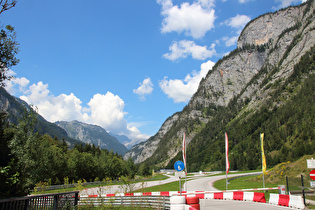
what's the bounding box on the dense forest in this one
[0,109,147,199]
[166,45,315,172]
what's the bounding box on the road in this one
[184,172,262,191]
[184,172,289,210]
[80,172,289,209]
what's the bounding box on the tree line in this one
[0,109,153,199]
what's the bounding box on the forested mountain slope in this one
[125,0,315,171]
[0,87,81,147]
[55,120,128,155]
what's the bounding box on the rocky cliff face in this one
[55,120,128,155]
[124,0,315,165]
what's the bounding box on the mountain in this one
[55,120,128,155]
[0,87,81,147]
[124,0,315,171]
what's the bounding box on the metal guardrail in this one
[79,195,171,209]
[0,191,79,210]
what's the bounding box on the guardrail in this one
[0,191,79,210]
[79,195,170,209]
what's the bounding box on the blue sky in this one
[1,0,306,142]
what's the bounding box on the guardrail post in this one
[53,194,58,210]
[301,175,306,206]
[163,196,166,209]
[24,199,28,210]
[74,192,79,209]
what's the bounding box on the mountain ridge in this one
[55,120,128,155]
[124,0,315,169]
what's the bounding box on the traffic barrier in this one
[223,192,233,200]
[195,191,205,199]
[204,193,214,199]
[233,191,244,201]
[253,192,266,203]
[243,191,254,201]
[170,196,186,210]
[278,194,290,207]
[186,196,200,210]
[188,204,200,210]
[201,191,266,203]
[269,193,305,209]
[289,194,305,209]
[214,192,223,199]
[186,196,199,204]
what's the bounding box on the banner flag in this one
[225,132,230,174]
[261,133,267,174]
[182,132,187,174]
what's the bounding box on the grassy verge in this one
[213,173,315,209]
[31,174,169,195]
[134,180,181,193]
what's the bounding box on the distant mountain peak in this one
[55,120,128,155]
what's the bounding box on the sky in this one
[1,0,307,142]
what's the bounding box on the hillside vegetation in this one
[129,0,315,172]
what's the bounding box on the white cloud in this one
[222,36,239,47]
[273,0,304,9]
[157,0,216,39]
[87,92,128,133]
[133,78,153,100]
[19,82,88,123]
[6,75,150,141]
[221,14,251,47]
[224,14,251,29]
[163,40,217,61]
[159,60,215,103]
[238,0,251,3]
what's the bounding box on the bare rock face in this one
[124,1,315,165]
[124,113,180,163]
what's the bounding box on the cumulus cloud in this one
[159,60,215,103]
[273,0,305,9]
[224,14,251,29]
[221,14,251,47]
[222,36,239,47]
[4,70,30,95]
[6,74,150,141]
[87,92,128,133]
[133,78,154,100]
[157,0,216,39]
[163,40,217,61]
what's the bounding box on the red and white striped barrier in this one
[81,187,277,199]
[203,191,266,203]
[269,194,305,209]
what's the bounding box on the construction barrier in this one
[269,193,305,209]
[170,196,186,210]
[202,191,266,203]
[186,196,200,210]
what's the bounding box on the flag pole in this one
[182,132,187,191]
[225,132,229,191]
[261,133,266,190]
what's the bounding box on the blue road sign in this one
[174,160,185,172]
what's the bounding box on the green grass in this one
[213,174,279,202]
[32,174,170,195]
[134,180,182,193]
[213,174,278,190]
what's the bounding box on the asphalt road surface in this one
[200,199,290,210]
[184,172,262,192]
[184,172,289,210]
[81,172,289,209]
